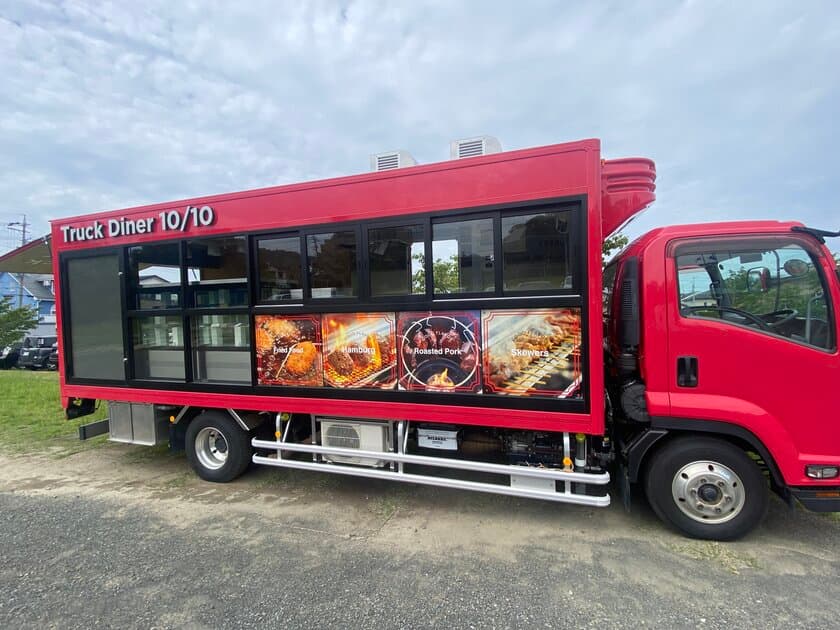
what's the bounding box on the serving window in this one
[131,315,185,381]
[62,196,586,407]
[127,242,182,310]
[368,224,425,297]
[432,217,495,295]
[191,313,251,384]
[256,234,303,303]
[501,209,572,292]
[186,236,248,308]
[307,230,358,298]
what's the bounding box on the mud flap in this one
[617,459,632,511]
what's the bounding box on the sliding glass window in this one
[185,235,251,385]
[256,235,303,303]
[131,315,185,381]
[127,243,181,309]
[432,218,495,294]
[307,231,358,298]
[369,225,425,297]
[501,209,572,292]
[191,313,251,384]
[186,236,248,307]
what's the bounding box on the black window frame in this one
[184,234,250,310]
[58,246,129,385]
[429,211,498,299]
[303,225,363,303]
[59,193,591,414]
[366,216,429,304]
[252,231,306,306]
[499,205,577,296]
[125,241,183,311]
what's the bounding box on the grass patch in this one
[0,370,109,455]
[666,540,759,575]
[123,443,178,463]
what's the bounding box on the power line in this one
[4,214,29,308]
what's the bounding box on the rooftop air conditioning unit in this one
[319,419,390,467]
[450,135,502,159]
[370,150,417,172]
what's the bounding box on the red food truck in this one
[4,137,838,540]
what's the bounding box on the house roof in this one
[21,274,55,301]
[1,272,55,301]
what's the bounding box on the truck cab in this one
[607,221,840,538]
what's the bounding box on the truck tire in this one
[185,411,251,483]
[644,436,768,540]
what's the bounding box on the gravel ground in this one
[0,446,838,629]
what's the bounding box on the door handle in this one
[677,356,698,387]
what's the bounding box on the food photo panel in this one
[255,314,323,386]
[322,312,397,389]
[481,308,582,398]
[397,311,481,393]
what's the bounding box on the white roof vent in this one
[370,150,417,172]
[450,135,502,159]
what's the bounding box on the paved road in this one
[0,445,838,629]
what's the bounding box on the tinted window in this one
[369,225,425,296]
[257,235,302,302]
[186,236,248,307]
[432,218,494,294]
[67,255,124,379]
[127,243,181,309]
[307,231,357,298]
[676,240,835,350]
[502,210,572,291]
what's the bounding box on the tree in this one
[602,233,629,266]
[412,253,460,293]
[0,297,38,347]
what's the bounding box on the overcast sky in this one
[1,1,838,251]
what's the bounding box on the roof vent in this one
[450,135,502,159]
[370,150,417,172]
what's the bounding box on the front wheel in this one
[644,436,769,540]
[185,411,252,483]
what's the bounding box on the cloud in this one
[0,1,838,246]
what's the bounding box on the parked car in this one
[17,336,58,370]
[0,342,23,369]
[47,342,59,370]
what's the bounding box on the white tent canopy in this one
[0,236,52,274]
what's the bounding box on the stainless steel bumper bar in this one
[252,453,611,507]
[251,438,610,485]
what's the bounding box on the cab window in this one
[675,239,835,351]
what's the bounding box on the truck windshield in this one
[676,240,835,351]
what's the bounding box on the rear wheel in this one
[185,411,251,483]
[644,436,768,540]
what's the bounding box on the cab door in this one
[665,234,840,485]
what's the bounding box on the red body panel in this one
[52,139,656,436]
[48,136,840,493]
[626,221,840,486]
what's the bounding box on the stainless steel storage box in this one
[108,402,169,446]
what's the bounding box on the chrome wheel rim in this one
[671,460,745,524]
[195,427,229,470]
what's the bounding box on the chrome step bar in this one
[251,437,611,507]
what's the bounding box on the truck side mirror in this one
[783,258,809,278]
[746,267,771,293]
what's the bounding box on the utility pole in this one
[6,215,29,308]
